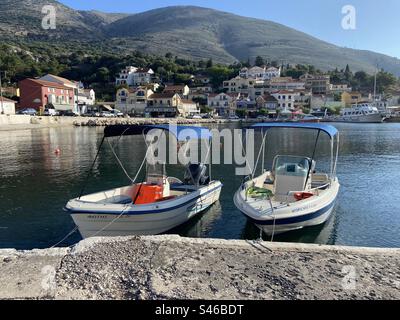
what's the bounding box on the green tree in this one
[255,56,265,67]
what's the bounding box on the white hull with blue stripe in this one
[234,170,340,236]
[66,180,222,238]
[233,123,341,237]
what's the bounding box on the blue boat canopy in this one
[250,123,338,139]
[104,124,212,141]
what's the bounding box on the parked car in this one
[17,108,37,116]
[100,111,116,118]
[110,109,124,117]
[228,115,240,120]
[83,111,100,117]
[190,115,202,119]
[59,110,79,117]
[44,108,58,116]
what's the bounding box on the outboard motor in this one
[184,163,209,186]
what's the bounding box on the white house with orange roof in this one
[116,86,154,115]
[239,66,281,80]
[271,90,300,111]
[207,92,240,117]
[115,66,155,87]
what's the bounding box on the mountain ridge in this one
[0,2,399,75]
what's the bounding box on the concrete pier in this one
[0,235,399,300]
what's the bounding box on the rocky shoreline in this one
[0,235,399,300]
[0,115,254,131]
[72,117,240,127]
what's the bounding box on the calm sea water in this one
[0,123,399,249]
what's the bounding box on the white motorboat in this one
[335,103,384,123]
[234,123,340,236]
[65,125,222,238]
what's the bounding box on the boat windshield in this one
[273,155,311,177]
[146,162,166,185]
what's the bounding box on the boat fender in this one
[294,192,314,201]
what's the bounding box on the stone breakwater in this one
[72,117,238,127]
[0,115,254,131]
[0,235,399,300]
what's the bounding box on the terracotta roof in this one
[0,96,16,103]
[135,68,153,73]
[164,85,187,91]
[181,99,196,104]
[41,74,77,86]
[21,78,71,90]
[262,95,279,102]
[149,92,178,99]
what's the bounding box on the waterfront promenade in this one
[0,235,399,300]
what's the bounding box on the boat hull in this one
[234,179,339,236]
[254,201,335,235]
[67,181,222,238]
[335,113,384,123]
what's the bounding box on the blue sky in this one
[59,0,400,58]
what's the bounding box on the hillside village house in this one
[256,94,279,113]
[77,89,96,113]
[181,99,200,117]
[267,77,306,91]
[223,76,265,98]
[19,78,74,112]
[270,90,302,111]
[236,94,256,114]
[329,84,352,94]
[341,91,362,107]
[146,92,182,117]
[193,75,211,85]
[239,66,281,80]
[207,92,239,117]
[116,87,154,115]
[163,85,190,97]
[188,86,213,100]
[300,74,331,95]
[39,74,79,111]
[0,97,17,115]
[115,66,155,87]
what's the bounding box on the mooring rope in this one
[88,205,131,239]
[50,226,79,249]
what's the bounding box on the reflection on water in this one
[0,123,400,249]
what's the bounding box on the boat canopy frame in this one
[79,124,214,198]
[249,123,340,181]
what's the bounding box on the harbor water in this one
[0,123,400,249]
